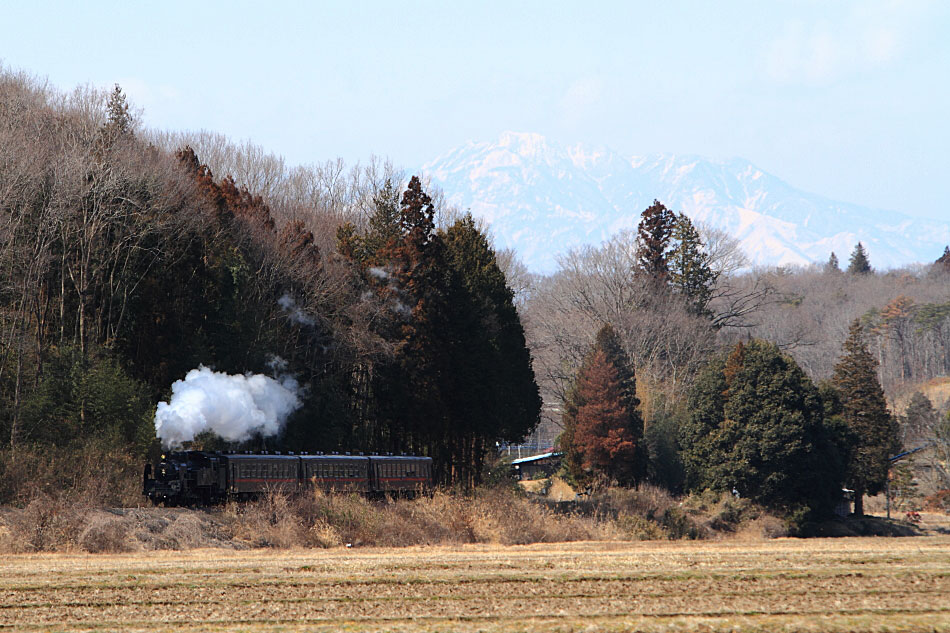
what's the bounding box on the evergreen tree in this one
[847,242,872,275]
[669,213,715,318]
[593,325,640,425]
[593,324,644,479]
[826,252,840,273]
[443,214,541,484]
[21,347,153,452]
[373,176,449,474]
[636,200,676,281]
[103,84,133,138]
[935,246,950,274]
[362,179,403,262]
[561,325,643,485]
[901,391,937,447]
[563,348,639,484]
[680,340,844,512]
[832,320,901,516]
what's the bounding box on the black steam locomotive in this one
[143,451,433,505]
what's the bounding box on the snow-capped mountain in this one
[421,132,949,273]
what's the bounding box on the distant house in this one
[511,452,562,480]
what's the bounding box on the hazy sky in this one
[2,1,948,220]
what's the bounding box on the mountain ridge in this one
[421,132,948,273]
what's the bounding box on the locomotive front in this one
[143,453,185,505]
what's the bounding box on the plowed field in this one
[4,537,950,632]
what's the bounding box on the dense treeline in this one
[0,69,539,492]
[532,202,948,517]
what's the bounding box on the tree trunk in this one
[853,485,865,517]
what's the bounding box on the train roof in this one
[166,450,430,461]
[222,453,301,461]
[368,455,432,461]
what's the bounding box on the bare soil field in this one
[4,536,950,632]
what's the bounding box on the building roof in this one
[511,451,562,465]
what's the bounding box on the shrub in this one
[6,493,88,552]
[79,518,134,553]
[0,441,143,507]
[923,489,950,513]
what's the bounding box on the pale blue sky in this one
[2,1,948,220]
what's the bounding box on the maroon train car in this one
[144,451,433,505]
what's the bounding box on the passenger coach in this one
[143,451,433,505]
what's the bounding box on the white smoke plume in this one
[154,366,301,448]
[368,266,390,280]
[278,293,316,327]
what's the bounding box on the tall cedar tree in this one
[636,200,676,281]
[568,349,639,483]
[443,215,541,458]
[681,340,846,513]
[832,320,901,515]
[562,325,642,484]
[669,213,715,318]
[593,324,644,479]
[371,176,448,471]
[847,242,872,274]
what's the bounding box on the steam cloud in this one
[278,293,316,327]
[154,366,301,448]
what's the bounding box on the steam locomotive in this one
[143,450,433,505]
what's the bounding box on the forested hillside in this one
[2,67,948,519]
[0,69,539,495]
